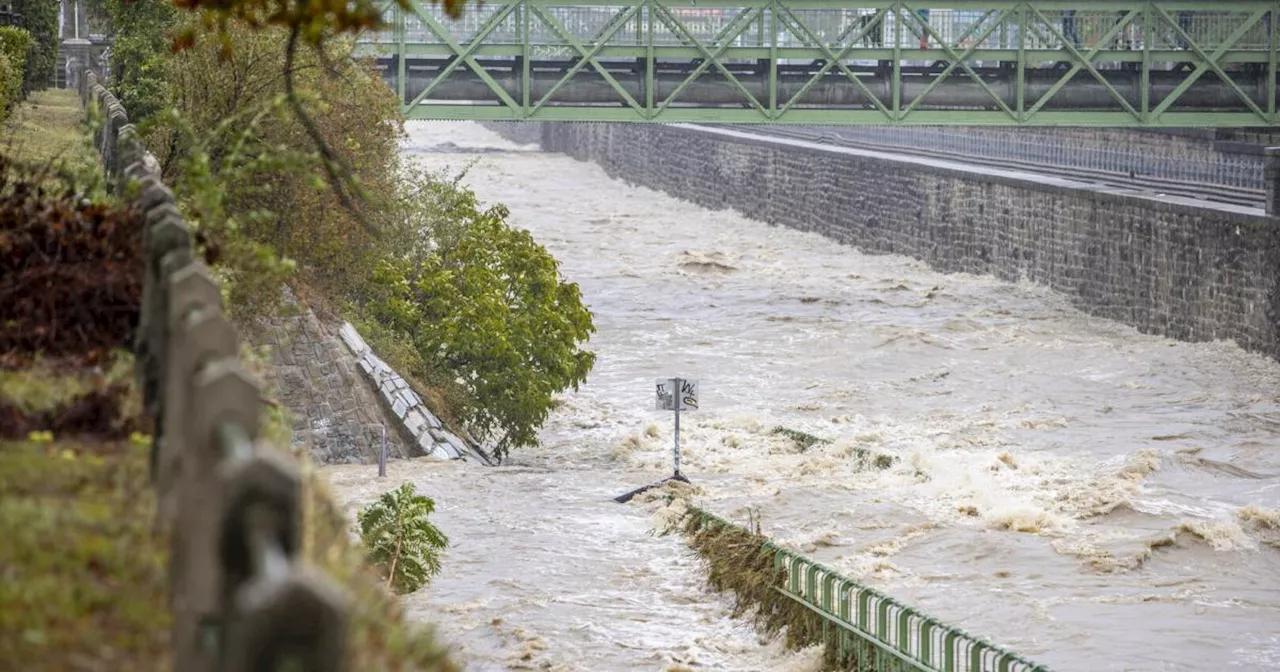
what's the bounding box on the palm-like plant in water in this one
[357,482,449,595]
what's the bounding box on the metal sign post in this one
[615,377,698,503]
[655,377,698,478]
[378,425,387,478]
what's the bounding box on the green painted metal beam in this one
[358,0,1280,126]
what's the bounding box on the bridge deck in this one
[357,1,1280,126]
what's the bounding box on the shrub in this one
[0,52,12,117]
[100,0,177,125]
[143,20,402,322]
[357,482,448,595]
[0,26,30,116]
[11,0,55,93]
[0,155,142,365]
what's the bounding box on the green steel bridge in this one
[354,1,1280,126]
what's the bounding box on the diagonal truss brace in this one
[529,4,645,115]
[1025,6,1142,121]
[652,4,769,116]
[772,6,894,119]
[900,5,1018,120]
[404,0,521,112]
[1150,7,1269,120]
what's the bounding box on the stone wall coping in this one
[671,124,1276,225]
[339,322,492,464]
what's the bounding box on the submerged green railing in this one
[689,508,1051,672]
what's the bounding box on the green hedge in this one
[0,26,31,117]
[12,0,55,92]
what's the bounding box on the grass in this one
[0,363,459,671]
[770,426,897,470]
[678,508,885,671]
[0,87,459,671]
[680,510,824,649]
[1,89,101,179]
[0,365,170,669]
[0,352,136,411]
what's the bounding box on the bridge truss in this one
[356,1,1280,126]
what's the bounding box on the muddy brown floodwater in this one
[323,122,1280,672]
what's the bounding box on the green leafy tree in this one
[100,0,177,125]
[365,173,597,462]
[12,0,56,92]
[137,19,407,320]
[357,482,449,595]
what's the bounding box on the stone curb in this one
[338,322,488,463]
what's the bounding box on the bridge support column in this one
[1266,147,1280,216]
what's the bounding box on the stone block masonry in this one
[337,322,491,464]
[484,122,1280,361]
[255,288,489,464]
[256,288,412,465]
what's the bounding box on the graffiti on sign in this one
[656,378,698,411]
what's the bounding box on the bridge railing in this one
[376,4,1276,54]
[689,507,1051,672]
[354,1,1280,125]
[78,69,349,672]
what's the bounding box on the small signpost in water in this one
[378,425,387,478]
[614,377,697,503]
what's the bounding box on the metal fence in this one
[787,125,1267,193]
[78,69,349,672]
[689,508,1050,672]
[376,5,1276,55]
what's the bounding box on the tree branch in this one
[283,23,379,238]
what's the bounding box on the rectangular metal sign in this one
[656,378,698,411]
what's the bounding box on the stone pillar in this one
[1266,147,1280,216]
[60,38,91,89]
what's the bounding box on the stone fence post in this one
[69,62,350,672]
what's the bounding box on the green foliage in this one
[165,0,469,56]
[1,89,107,200]
[100,0,177,125]
[153,95,301,319]
[0,52,13,118]
[0,27,30,117]
[11,0,56,92]
[0,438,171,667]
[357,482,448,595]
[132,15,595,460]
[363,169,596,461]
[144,20,400,321]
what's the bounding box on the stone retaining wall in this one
[484,121,1280,360]
[255,289,411,464]
[337,323,489,463]
[255,290,485,464]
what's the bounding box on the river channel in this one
[323,121,1280,672]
